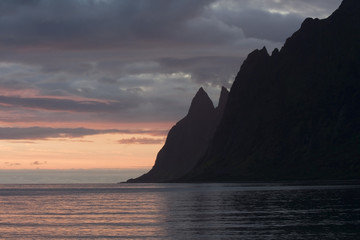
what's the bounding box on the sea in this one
[0,182,359,239]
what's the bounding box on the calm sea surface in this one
[0,183,359,239]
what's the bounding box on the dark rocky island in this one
[127,0,360,183]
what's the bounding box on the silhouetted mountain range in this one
[127,0,360,183]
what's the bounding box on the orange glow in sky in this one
[0,0,339,173]
[1,127,169,170]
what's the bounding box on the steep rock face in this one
[127,87,229,182]
[216,86,230,116]
[184,0,360,181]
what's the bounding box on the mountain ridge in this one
[180,0,360,182]
[127,0,360,183]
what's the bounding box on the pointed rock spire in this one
[217,86,229,111]
[126,87,226,183]
[187,87,215,116]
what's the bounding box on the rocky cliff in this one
[127,87,228,182]
[183,0,360,181]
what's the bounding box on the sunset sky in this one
[0,0,341,170]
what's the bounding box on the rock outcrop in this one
[183,0,360,181]
[127,0,360,183]
[127,87,228,182]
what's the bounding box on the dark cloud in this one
[0,95,137,113]
[118,137,165,145]
[0,127,168,140]
[0,127,118,140]
[0,0,216,50]
[31,161,47,166]
[4,162,21,166]
[0,0,341,51]
[213,8,303,42]
[0,0,342,125]
[158,56,242,87]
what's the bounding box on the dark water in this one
[0,183,359,239]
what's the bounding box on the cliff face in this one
[127,87,228,183]
[184,0,360,181]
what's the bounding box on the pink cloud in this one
[118,137,165,145]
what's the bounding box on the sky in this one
[0,0,342,170]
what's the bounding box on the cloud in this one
[0,127,117,140]
[214,0,342,18]
[118,137,165,145]
[211,8,303,42]
[31,161,47,166]
[4,162,21,166]
[0,0,340,51]
[0,95,137,113]
[0,127,168,140]
[0,0,342,126]
[0,0,217,51]
[158,56,242,87]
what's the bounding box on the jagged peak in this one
[187,87,215,116]
[239,46,270,74]
[300,17,320,28]
[260,46,268,53]
[217,86,229,110]
[197,87,206,95]
[247,46,269,62]
[280,0,359,56]
[271,48,280,57]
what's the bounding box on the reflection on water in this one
[0,183,359,239]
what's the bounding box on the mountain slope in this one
[183,0,360,181]
[127,87,228,183]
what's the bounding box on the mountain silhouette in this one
[126,0,359,183]
[181,0,360,181]
[127,87,228,183]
